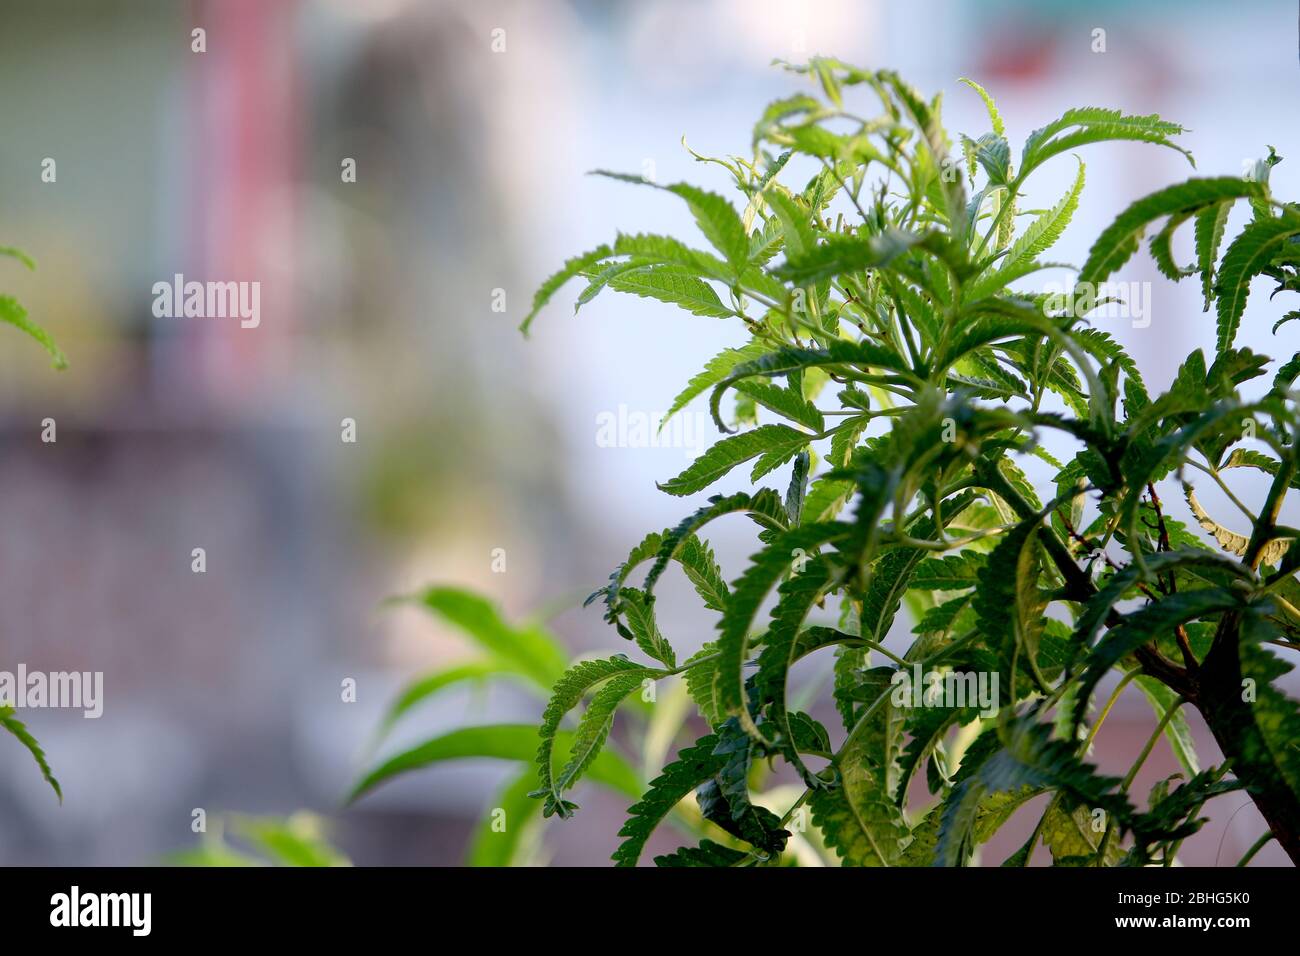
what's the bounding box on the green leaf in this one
[1214,210,1300,354]
[371,660,519,748]
[552,672,650,801]
[752,560,838,784]
[612,232,733,279]
[612,733,726,867]
[762,186,817,261]
[519,244,613,334]
[657,425,812,497]
[802,475,855,524]
[412,587,567,689]
[1194,201,1232,310]
[937,718,1132,866]
[533,656,664,817]
[468,768,545,867]
[642,490,786,607]
[683,642,724,726]
[347,723,640,804]
[1135,676,1199,777]
[591,173,749,269]
[0,705,61,801]
[669,534,731,613]
[775,228,922,285]
[1041,803,1119,866]
[735,380,825,431]
[233,815,350,867]
[698,719,791,855]
[1073,589,1243,734]
[752,93,825,147]
[619,588,677,667]
[1236,638,1300,806]
[1020,106,1189,180]
[655,838,749,867]
[606,264,735,318]
[0,295,67,370]
[960,78,1005,137]
[911,552,986,591]
[0,245,37,270]
[974,517,1049,694]
[716,523,852,736]
[1078,178,1260,288]
[811,669,908,865]
[708,341,910,432]
[661,340,771,433]
[970,159,1084,301]
[1066,549,1252,670]
[970,133,1011,186]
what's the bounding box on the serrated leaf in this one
[520,244,614,334]
[0,295,67,370]
[613,733,726,866]
[348,723,639,805]
[1021,106,1189,180]
[1078,178,1260,288]
[708,341,910,432]
[911,552,987,591]
[552,671,650,799]
[683,643,724,725]
[735,380,825,431]
[607,264,734,317]
[658,425,812,497]
[972,159,1084,301]
[974,517,1049,694]
[775,228,923,285]
[1134,675,1199,777]
[534,657,664,817]
[0,705,61,801]
[591,172,749,269]
[642,490,785,607]
[1073,589,1242,734]
[716,523,853,736]
[960,77,1005,137]
[936,718,1132,866]
[654,838,748,867]
[812,668,908,865]
[619,588,676,667]
[1194,201,1232,311]
[1214,210,1300,354]
[752,560,838,784]
[661,340,771,433]
[1041,803,1119,866]
[1184,483,1290,565]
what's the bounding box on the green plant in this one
[1,245,65,803]
[353,587,805,864]
[502,58,1300,867]
[1,246,67,370]
[348,588,654,865]
[169,812,350,867]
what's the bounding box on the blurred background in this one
[0,0,1296,866]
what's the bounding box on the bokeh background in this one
[0,0,1296,865]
